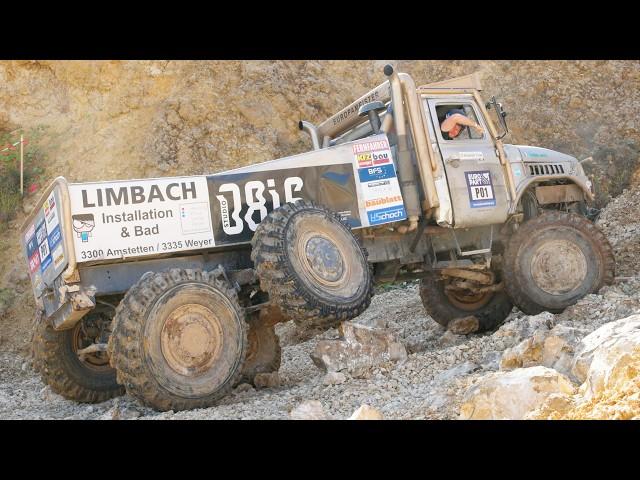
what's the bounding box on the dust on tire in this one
[503,211,615,315]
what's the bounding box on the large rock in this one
[523,393,578,420]
[310,322,407,374]
[571,314,640,384]
[500,330,548,371]
[527,315,640,419]
[575,315,640,400]
[500,324,588,378]
[459,366,577,420]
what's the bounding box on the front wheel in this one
[503,211,615,315]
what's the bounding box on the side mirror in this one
[486,96,509,140]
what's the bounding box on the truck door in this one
[425,97,510,228]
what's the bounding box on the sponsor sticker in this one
[52,244,65,270]
[36,219,48,245]
[179,202,211,235]
[210,164,360,245]
[358,164,396,183]
[465,171,496,208]
[459,151,485,162]
[28,250,41,274]
[47,224,62,250]
[69,177,215,261]
[39,238,52,272]
[368,205,407,225]
[352,138,390,155]
[353,140,406,226]
[43,191,60,232]
[25,230,39,257]
[524,150,547,158]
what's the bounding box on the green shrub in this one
[0,127,45,224]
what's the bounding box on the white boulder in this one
[571,314,640,384]
[459,366,576,420]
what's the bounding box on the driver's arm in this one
[441,114,483,133]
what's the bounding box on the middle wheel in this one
[251,200,373,332]
[419,272,513,332]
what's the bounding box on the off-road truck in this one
[21,65,614,411]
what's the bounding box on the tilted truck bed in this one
[20,134,407,323]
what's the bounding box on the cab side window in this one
[436,104,484,141]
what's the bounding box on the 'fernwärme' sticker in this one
[465,171,496,208]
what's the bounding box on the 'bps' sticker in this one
[465,171,496,208]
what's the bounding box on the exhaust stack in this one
[384,64,421,228]
[299,120,321,150]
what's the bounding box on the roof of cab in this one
[418,72,483,92]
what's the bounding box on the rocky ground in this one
[1,187,639,420]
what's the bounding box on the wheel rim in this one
[290,214,363,299]
[160,304,223,377]
[301,233,346,285]
[530,239,588,295]
[72,314,111,372]
[445,289,493,311]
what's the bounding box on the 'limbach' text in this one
[82,182,197,208]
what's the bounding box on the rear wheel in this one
[108,269,248,411]
[503,211,615,314]
[251,200,373,332]
[32,308,124,403]
[419,273,513,332]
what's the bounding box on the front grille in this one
[528,163,565,176]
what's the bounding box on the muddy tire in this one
[419,273,513,332]
[503,211,615,315]
[108,268,247,412]
[238,316,281,385]
[32,309,124,403]
[251,200,373,332]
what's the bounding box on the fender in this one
[509,174,594,214]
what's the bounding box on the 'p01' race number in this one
[465,171,496,208]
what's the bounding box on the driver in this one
[440,108,484,140]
